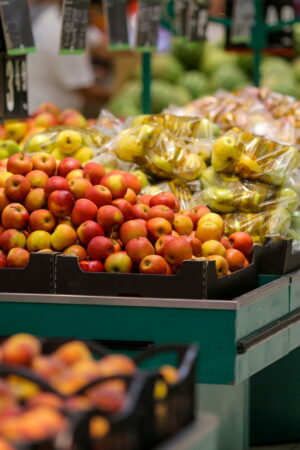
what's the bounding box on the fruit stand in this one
[0,270,298,449]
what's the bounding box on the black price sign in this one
[103,0,129,50]
[186,0,209,42]
[0,0,35,55]
[230,0,255,45]
[265,0,295,53]
[175,0,189,36]
[135,0,161,51]
[0,54,28,119]
[60,0,90,54]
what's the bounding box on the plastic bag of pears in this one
[104,114,218,181]
[223,207,292,242]
[197,166,299,214]
[23,126,107,163]
[211,128,299,186]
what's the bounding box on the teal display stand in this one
[0,273,298,449]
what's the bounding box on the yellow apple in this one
[27,230,51,252]
[73,146,94,163]
[56,130,83,155]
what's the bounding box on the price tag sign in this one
[231,0,255,45]
[0,53,28,119]
[135,0,161,51]
[60,0,90,54]
[0,0,35,55]
[265,0,295,53]
[103,0,130,50]
[175,0,189,36]
[186,0,209,42]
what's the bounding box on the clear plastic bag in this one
[23,126,107,162]
[223,207,292,241]
[212,128,299,186]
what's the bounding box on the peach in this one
[52,340,92,366]
[1,333,41,366]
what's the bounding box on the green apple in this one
[132,169,149,188]
[0,139,20,156]
[0,148,9,160]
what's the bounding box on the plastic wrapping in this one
[212,128,299,186]
[223,207,292,241]
[23,126,107,162]
[198,166,299,213]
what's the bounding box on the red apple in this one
[48,190,74,218]
[225,248,247,272]
[87,236,115,260]
[180,210,198,228]
[0,229,26,252]
[112,199,133,221]
[228,232,253,257]
[196,222,222,243]
[69,177,92,200]
[110,171,141,194]
[124,188,137,205]
[29,209,56,232]
[155,235,176,256]
[7,153,33,175]
[2,203,29,229]
[0,249,7,267]
[125,237,154,264]
[119,219,147,246]
[132,203,150,221]
[149,192,177,210]
[138,194,152,206]
[104,251,133,273]
[80,260,104,272]
[7,248,30,268]
[71,199,97,226]
[192,205,211,223]
[148,205,175,224]
[83,162,105,185]
[5,174,30,201]
[85,185,112,208]
[221,237,231,249]
[101,173,128,199]
[66,169,84,182]
[163,238,193,266]
[33,112,58,128]
[139,255,168,274]
[25,170,49,189]
[181,235,202,257]
[146,217,172,242]
[24,188,46,212]
[58,157,82,178]
[31,153,56,176]
[45,176,71,196]
[63,244,87,261]
[97,205,124,231]
[77,220,104,246]
[0,188,9,214]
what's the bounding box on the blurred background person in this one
[27,0,112,115]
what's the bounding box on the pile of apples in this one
[0,103,92,153]
[0,333,179,448]
[0,151,253,276]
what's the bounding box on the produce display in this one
[0,334,192,449]
[0,150,255,277]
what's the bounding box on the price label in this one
[135,0,161,51]
[60,0,90,54]
[186,0,209,42]
[175,0,189,36]
[231,0,255,45]
[0,0,35,55]
[265,0,295,53]
[0,53,28,119]
[103,0,129,50]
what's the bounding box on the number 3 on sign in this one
[5,59,14,112]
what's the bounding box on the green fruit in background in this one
[201,44,237,75]
[152,54,184,83]
[236,53,253,76]
[261,57,291,78]
[0,148,9,160]
[210,64,249,92]
[151,80,192,113]
[278,188,299,212]
[293,57,300,82]
[291,210,300,232]
[0,139,20,156]
[172,37,204,70]
[268,207,291,236]
[178,71,210,99]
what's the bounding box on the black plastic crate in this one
[0,252,54,294]
[54,254,258,300]
[253,237,300,275]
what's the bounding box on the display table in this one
[0,274,299,449]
